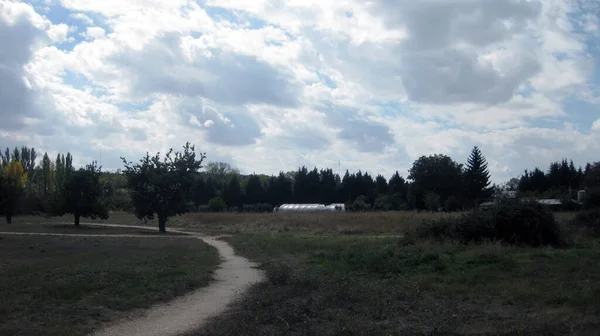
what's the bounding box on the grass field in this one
[187,212,600,336]
[0,232,220,336]
[4,211,598,335]
[174,211,459,235]
[0,222,188,235]
[9,211,458,235]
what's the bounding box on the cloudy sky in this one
[1,0,599,183]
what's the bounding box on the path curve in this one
[2,222,265,336]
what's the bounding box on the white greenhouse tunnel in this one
[273,203,346,213]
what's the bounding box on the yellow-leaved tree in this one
[0,161,28,223]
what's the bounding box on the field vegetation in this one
[0,231,219,336]
[187,207,600,336]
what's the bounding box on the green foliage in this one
[416,198,566,247]
[423,191,441,211]
[583,188,600,210]
[223,175,242,209]
[242,203,273,213]
[121,142,205,231]
[443,196,461,212]
[346,195,371,212]
[244,174,265,205]
[374,194,395,211]
[57,161,109,225]
[464,146,493,205]
[207,197,227,212]
[408,154,464,210]
[572,210,600,236]
[0,160,28,223]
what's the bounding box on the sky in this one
[0,0,599,184]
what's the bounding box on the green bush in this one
[242,203,273,213]
[416,198,566,247]
[207,197,227,212]
[572,210,600,236]
[583,188,600,210]
[346,195,371,212]
[374,195,395,211]
[443,196,461,212]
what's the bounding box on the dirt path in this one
[1,223,265,336]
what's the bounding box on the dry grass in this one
[189,211,600,336]
[0,227,219,336]
[174,211,459,235]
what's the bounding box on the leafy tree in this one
[0,161,28,223]
[423,191,441,211]
[502,178,520,191]
[121,142,205,232]
[408,154,464,210]
[59,162,109,226]
[204,161,239,187]
[464,146,493,207]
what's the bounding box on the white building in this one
[273,203,346,213]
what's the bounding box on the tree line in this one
[1,142,599,232]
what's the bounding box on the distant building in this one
[273,203,346,213]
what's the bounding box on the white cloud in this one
[83,26,105,40]
[69,12,93,25]
[0,0,599,183]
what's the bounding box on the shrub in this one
[416,198,566,247]
[583,188,600,210]
[443,196,461,212]
[346,195,371,212]
[423,192,441,211]
[374,195,395,211]
[572,210,600,236]
[242,203,273,213]
[207,197,227,212]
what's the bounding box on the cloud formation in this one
[0,0,599,183]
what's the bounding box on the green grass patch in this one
[0,222,187,235]
[193,231,600,335]
[0,234,220,336]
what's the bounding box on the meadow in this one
[2,210,599,335]
[0,221,219,336]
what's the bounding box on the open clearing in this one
[186,212,600,336]
[3,211,599,335]
[0,228,220,336]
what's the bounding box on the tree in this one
[60,162,108,226]
[464,146,493,207]
[245,174,265,205]
[375,174,388,197]
[408,154,464,210]
[266,172,293,205]
[204,161,239,187]
[584,162,600,189]
[503,177,520,191]
[0,161,28,223]
[223,175,242,210]
[121,142,206,232]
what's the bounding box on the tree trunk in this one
[158,215,167,233]
[74,214,80,226]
